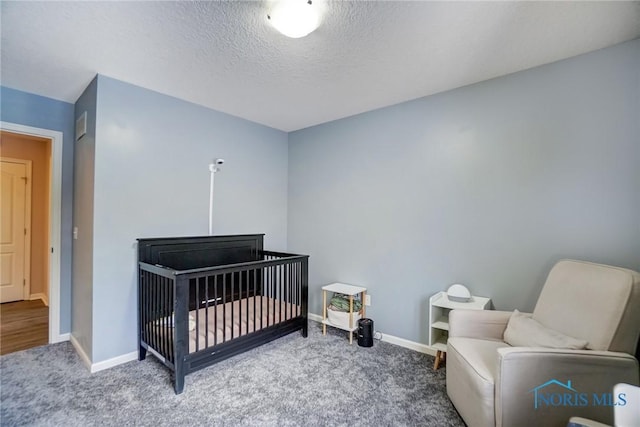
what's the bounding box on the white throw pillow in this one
[503,310,588,349]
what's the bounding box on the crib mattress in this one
[151,296,299,354]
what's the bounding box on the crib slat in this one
[271,264,276,327]
[214,274,218,346]
[231,272,235,339]
[260,267,264,331]
[245,271,249,335]
[165,276,169,359]
[194,278,200,352]
[162,276,168,359]
[150,273,155,353]
[287,262,291,320]
[222,274,227,343]
[204,275,209,349]
[159,275,164,357]
[160,275,165,359]
[280,263,284,323]
[167,277,172,357]
[169,278,174,363]
[153,273,159,356]
[150,273,155,351]
[149,272,154,354]
[298,261,301,314]
[253,268,257,333]
[295,261,299,316]
[295,262,298,316]
[167,277,173,359]
[279,264,283,324]
[159,275,163,357]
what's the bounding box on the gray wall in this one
[288,39,640,345]
[88,75,288,362]
[72,77,98,357]
[1,86,75,335]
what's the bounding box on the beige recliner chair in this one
[446,259,640,427]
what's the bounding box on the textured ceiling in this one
[2,1,639,132]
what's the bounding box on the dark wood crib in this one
[137,234,308,394]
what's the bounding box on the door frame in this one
[0,157,33,301]
[0,122,64,344]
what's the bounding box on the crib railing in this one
[139,263,176,364]
[138,251,308,368]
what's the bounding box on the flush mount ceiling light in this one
[267,0,321,38]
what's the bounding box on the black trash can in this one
[357,318,374,347]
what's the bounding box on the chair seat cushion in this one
[448,337,510,383]
[447,338,511,427]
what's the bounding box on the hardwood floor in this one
[0,300,49,355]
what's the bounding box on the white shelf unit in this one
[322,282,367,344]
[428,291,491,369]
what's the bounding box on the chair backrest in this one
[532,259,640,353]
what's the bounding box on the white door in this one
[0,160,28,303]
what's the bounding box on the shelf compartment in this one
[432,337,448,352]
[431,316,449,331]
[322,319,358,332]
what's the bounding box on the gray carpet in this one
[1,322,464,426]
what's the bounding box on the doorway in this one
[0,130,53,353]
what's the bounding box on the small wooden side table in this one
[322,282,366,344]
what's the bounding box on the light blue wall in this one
[89,75,289,362]
[288,39,640,344]
[0,86,74,335]
[72,77,98,358]
[7,38,638,361]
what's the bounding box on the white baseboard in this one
[308,312,437,356]
[308,312,323,323]
[380,332,436,356]
[30,293,49,306]
[51,332,70,344]
[90,351,138,373]
[69,314,434,375]
[70,334,138,373]
[70,334,92,372]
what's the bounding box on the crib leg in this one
[139,345,147,361]
[302,321,308,338]
[174,371,185,395]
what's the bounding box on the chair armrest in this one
[495,348,639,427]
[568,417,611,427]
[498,346,640,362]
[449,309,514,340]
